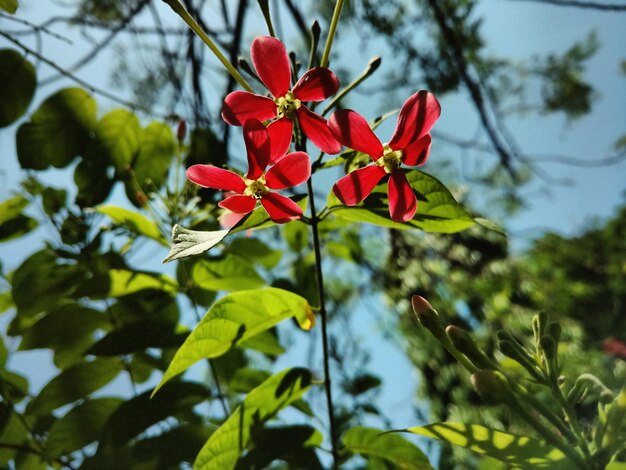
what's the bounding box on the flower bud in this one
[470,370,511,405]
[540,335,557,361]
[547,321,561,344]
[177,119,187,143]
[446,325,493,369]
[411,295,446,341]
[532,312,548,344]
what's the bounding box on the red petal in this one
[297,107,341,155]
[403,134,432,166]
[388,91,441,150]
[388,171,417,222]
[186,165,245,193]
[261,192,303,223]
[293,67,340,102]
[222,91,276,126]
[251,36,291,98]
[219,211,247,229]
[332,165,385,206]
[218,194,256,214]
[265,151,311,190]
[329,109,384,159]
[267,118,293,164]
[243,119,271,180]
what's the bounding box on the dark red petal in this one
[186,165,246,193]
[243,119,272,180]
[403,134,432,166]
[218,194,256,214]
[297,107,342,155]
[251,36,291,98]
[329,109,384,159]
[261,192,303,223]
[265,151,311,190]
[292,67,340,102]
[222,91,276,126]
[267,118,293,164]
[388,171,417,222]
[388,90,441,150]
[332,165,385,206]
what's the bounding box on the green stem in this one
[295,128,339,470]
[551,382,592,458]
[257,0,276,37]
[162,0,253,92]
[320,0,345,68]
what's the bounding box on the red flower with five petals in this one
[329,91,441,222]
[222,36,341,158]
[186,119,311,224]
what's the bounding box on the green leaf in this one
[108,269,178,297]
[0,49,35,127]
[238,329,285,355]
[133,424,212,468]
[153,288,314,395]
[0,214,37,242]
[194,368,312,470]
[343,426,432,469]
[97,204,167,244]
[606,464,626,470]
[227,237,282,269]
[0,195,28,223]
[228,368,271,393]
[41,187,67,216]
[163,225,230,263]
[0,0,18,14]
[230,196,309,235]
[0,291,13,314]
[403,422,570,468]
[283,220,309,252]
[344,374,382,396]
[87,320,186,356]
[74,146,114,207]
[101,381,209,448]
[17,88,96,170]
[26,358,124,416]
[96,109,142,170]
[192,255,265,291]
[328,170,477,233]
[235,425,323,470]
[44,398,122,458]
[125,121,175,204]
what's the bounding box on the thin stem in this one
[257,0,276,36]
[295,129,338,469]
[320,0,345,68]
[551,382,592,458]
[321,56,381,116]
[162,0,253,92]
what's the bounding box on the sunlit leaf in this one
[153,288,313,395]
[108,269,178,297]
[96,109,142,170]
[402,422,571,468]
[26,358,124,416]
[194,368,312,470]
[0,49,35,127]
[328,170,480,233]
[101,381,209,448]
[192,255,265,291]
[163,225,230,263]
[97,204,167,244]
[228,368,271,393]
[238,329,285,355]
[343,426,432,469]
[17,88,96,170]
[44,398,122,458]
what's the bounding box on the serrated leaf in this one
[153,288,313,395]
[17,88,96,170]
[96,109,142,170]
[328,170,477,233]
[0,0,17,13]
[101,381,209,448]
[0,49,35,126]
[108,269,178,297]
[403,422,570,468]
[194,368,312,470]
[26,358,124,416]
[192,255,265,291]
[343,426,432,470]
[97,204,167,244]
[44,398,122,458]
[163,225,230,263]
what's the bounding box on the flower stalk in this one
[321,0,345,68]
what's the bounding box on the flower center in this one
[377,144,404,173]
[243,177,268,199]
[275,91,301,119]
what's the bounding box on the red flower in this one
[222,36,341,157]
[186,119,310,224]
[329,91,441,222]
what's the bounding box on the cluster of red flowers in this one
[186,36,441,225]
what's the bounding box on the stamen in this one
[243,178,268,199]
[377,144,404,173]
[275,91,302,119]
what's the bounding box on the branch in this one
[506,0,626,11]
